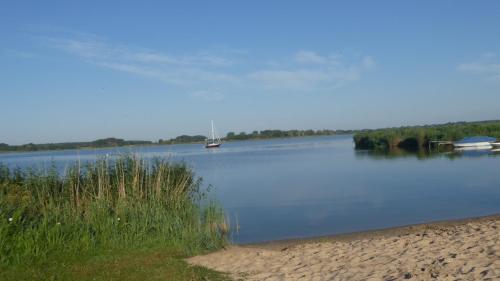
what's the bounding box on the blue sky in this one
[1,1,500,144]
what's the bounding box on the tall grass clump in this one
[0,156,228,267]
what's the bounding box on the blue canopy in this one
[455,136,496,144]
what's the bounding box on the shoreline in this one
[0,134,352,155]
[245,213,500,250]
[189,214,500,280]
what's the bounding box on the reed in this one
[0,155,228,267]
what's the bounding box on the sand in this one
[188,215,500,280]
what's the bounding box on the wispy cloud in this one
[362,56,376,69]
[458,53,500,81]
[38,32,375,96]
[248,51,375,91]
[247,69,355,91]
[190,90,224,102]
[294,50,330,64]
[46,37,232,67]
[42,35,239,87]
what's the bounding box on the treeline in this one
[2,129,354,152]
[0,138,152,152]
[224,129,355,141]
[159,129,355,144]
[353,120,500,150]
[159,135,206,144]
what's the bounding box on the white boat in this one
[205,120,221,149]
[491,142,500,147]
[454,145,492,151]
[453,136,496,148]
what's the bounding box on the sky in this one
[1,1,500,145]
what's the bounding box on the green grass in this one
[0,156,231,280]
[1,247,230,281]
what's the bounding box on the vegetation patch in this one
[353,120,500,150]
[0,156,229,280]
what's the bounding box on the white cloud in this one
[128,51,232,67]
[482,52,497,59]
[248,51,374,91]
[41,34,375,95]
[92,61,176,82]
[43,36,239,87]
[93,61,237,86]
[191,90,224,101]
[47,37,231,67]
[247,69,356,91]
[458,53,500,81]
[362,56,376,69]
[458,62,500,73]
[294,51,328,64]
[48,38,109,58]
[130,52,181,64]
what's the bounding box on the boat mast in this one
[211,120,215,141]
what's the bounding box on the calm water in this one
[1,135,500,243]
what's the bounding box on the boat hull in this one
[205,143,221,148]
[453,141,493,148]
[455,145,492,151]
[491,142,500,147]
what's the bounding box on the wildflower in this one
[117,217,121,221]
[57,222,61,225]
[8,217,13,222]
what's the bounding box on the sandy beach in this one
[188,215,500,280]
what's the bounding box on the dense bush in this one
[353,120,500,150]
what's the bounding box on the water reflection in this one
[355,147,500,160]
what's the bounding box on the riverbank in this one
[189,214,500,280]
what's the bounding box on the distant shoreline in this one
[0,134,351,155]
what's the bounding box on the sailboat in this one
[205,120,222,148]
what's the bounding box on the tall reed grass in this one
[0,155,228,266]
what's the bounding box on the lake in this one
[1,135,500,243]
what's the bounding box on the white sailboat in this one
[205,120,221,148]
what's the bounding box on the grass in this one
[0,155,231,280]
[2,247,231,281]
